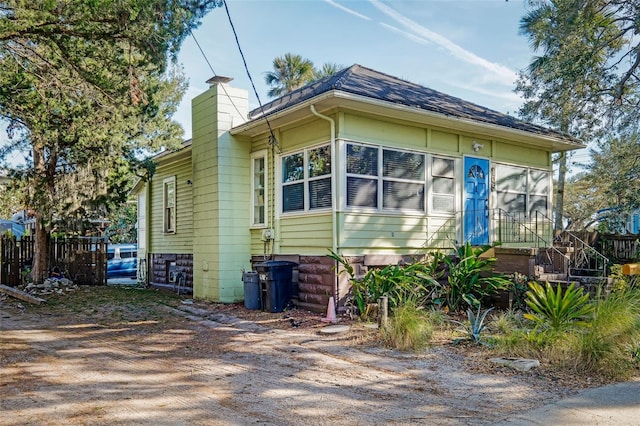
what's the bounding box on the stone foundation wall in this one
[149,253,193,289]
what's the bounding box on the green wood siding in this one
[429,129,459,153]
[149,154,193,254]
[192,84,250,303]
[493,141,550,167]
[280,117,330,151]
[342,113,427,149]
[337,213,429,254]
[245,105,554,260]
[278,214,333,254]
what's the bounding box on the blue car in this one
[107,244,137,278]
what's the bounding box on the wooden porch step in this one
[537,273,568,282]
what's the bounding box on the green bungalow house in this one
[133,65,584,312]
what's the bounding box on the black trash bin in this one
[242,271,260,310]
[254,260,297,313]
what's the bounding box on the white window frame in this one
[493,163,552,219]
[280,143,332,215]
[429,155,457,215]
[162,176,176,234]
[344,142,427,214]
[251,150,268,228]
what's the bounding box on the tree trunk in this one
[31,141,52,283]
[33,214,50,283]
[554,151,567,230]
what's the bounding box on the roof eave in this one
[231,91,584,152]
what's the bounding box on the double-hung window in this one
[346,143,425,212]
[251,151,267,227]
[163,176,176,233]
[282,144,331,213]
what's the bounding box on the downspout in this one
[310,105,339,307]
[310,105,337,254]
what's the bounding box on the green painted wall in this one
[278,214,333,254]
[338,213,428,254]
[342,113,427,149]
[246,106,555,259]
[192,83,250,302]
[493,141,550,167]
[148,153,193,254]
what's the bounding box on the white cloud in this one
[369,0,517,86]
[324,0,372,21]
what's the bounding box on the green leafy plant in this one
[490,309,527,335]
[382,301,433,351]
[440,242,511,312]
[328,250,439,320]
[509,272,530,311]
[524,281,594,331]
[453,306,494,345]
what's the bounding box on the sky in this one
[0,0,593,169]
[175,0,531,138]
[174,0,591,169]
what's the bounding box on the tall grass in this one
[565,289,640,379]
[494,288,640,380]
[382,301,433,351]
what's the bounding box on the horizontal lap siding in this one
[343,114,427,149]
[338,213,428,254]
[279,214,332,254]
[149,156,193,254]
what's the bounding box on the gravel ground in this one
[0,286,615,425]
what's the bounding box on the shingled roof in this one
[248,64,579,145]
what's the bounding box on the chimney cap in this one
[206,75,233,86]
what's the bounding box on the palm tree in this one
[313,62,345,80]
[264,53,315,98]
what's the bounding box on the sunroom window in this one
[282,145,331,213]
[382,149,425,211]
[346,143,425,212]
[496,164,527,217]
[431,157,455,213]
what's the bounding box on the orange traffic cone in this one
[321,296,338,323]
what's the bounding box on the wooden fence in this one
[599,234,639,263]
[0,236,107,287]
[554,231,639,263]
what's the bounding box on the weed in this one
[382,301,433,351]
[490,309,526,335]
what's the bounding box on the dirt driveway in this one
[1,286,585,425]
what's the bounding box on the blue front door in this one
[464,157,489,245]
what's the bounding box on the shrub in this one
[382,301,433,351]
[524,281,594,331]
[439,242,511,312]
[509,272,529,311]
[328,250,439,320]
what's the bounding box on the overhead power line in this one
[222,0,280,151]
[188,28,246,121]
